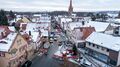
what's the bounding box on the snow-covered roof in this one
[107,18,120,24]
[8,26,16,32]
[69,22,83,30]
[104,30,114,35]
[86,32,120,51]
[0,33,17,52]
[41,29,48,36]
[26,23,49,32]
[61,18,72,23]
[16,15,22,18]
[32,17,50,23]
[31,32,39,42]
[25,23,49,42]
[32,15,51,23]
[107,13,118,17]
[33,14,41,17]
[21,31,40,42]
[84,21,110,32]
[113,19,120,23]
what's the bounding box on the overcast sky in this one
[0,0,120,12]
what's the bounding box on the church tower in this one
[68,0,73,16]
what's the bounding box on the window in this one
[102,47,105,51]
[17,39,22,45]
[10,48,17,55]
[97,45,99,49]
[93,44,95,47]
[89,42,91,46]
[107,49,110,52]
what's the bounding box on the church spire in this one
[68,0,73,16]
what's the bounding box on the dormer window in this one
[0,41,8,44]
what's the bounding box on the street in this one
[30,18,80,67]
[31,43,80,67]
[31,43,64,67]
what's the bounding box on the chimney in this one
[29,31,31,36]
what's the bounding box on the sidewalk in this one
[78,48,102,67]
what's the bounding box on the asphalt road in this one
[31,22,80,67]
[31,43,64,67]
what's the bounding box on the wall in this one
[86,42,109,56]
[0,57,8,67]
[0,34,28,67]
[117,51,120,66]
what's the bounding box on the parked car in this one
[21,60,32,67]
[80,59,92,67]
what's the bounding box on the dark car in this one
[21,60,32,67]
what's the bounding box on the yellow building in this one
[0,32,33,67]
[17,16,31,23]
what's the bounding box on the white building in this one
[32,14,51,23]
[84,21,112,32]
[86,32,120,66]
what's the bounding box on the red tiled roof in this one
[0,26,12,38]
[80,27,95,40]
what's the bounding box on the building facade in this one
[86,32,120,66]
[0,33,29,67]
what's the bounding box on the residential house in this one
[84,21,112,32]
[72,27,95,48]
[0,26,16,39]
[17,16,31,23]
[113,26,120,36]
[59,17,72,30]
[0,33,28,67]
[86,32,120,66]
[19,23,27,31]
[65,21,88,42]
[107,13,118,18]
[109,18,120,24]
[21,33,34,60]
[23,22,49,51]
[32,14,51,23]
